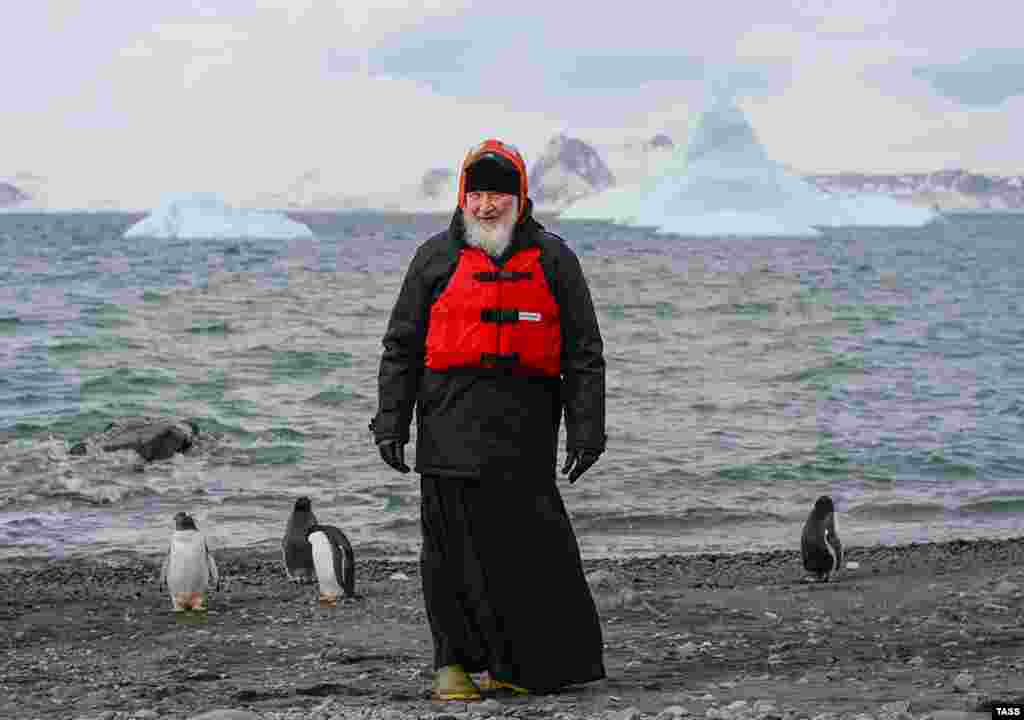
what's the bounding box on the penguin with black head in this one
[160,511,220,611]
[801,495,843,582]
[282,496,318,583]
[307,523,356,606]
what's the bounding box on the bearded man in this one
[370,139,607,700]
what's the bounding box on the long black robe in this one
[420,472,605,692]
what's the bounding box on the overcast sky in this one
[4,0,1024,207]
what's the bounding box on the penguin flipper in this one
[826,512,843,571]
[340,539,356,598]
[281,543,295,581]
[160,552,169,591]
[206,542,220,591]
[324,525,356,597]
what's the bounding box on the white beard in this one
[464,198,518,258]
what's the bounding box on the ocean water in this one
[2,210,1023,562]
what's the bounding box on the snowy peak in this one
[647,133,674,150]
[528,134,616,211]
[685,97,767,166]
[0,182,30,208]
[420,168,455,200]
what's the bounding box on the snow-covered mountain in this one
[0,172,128,211]
[0,182,29,208]
[589,134,677,190]
[420,168,455,200]
[257,169,363,210]
[805,170,1024,210]
[527,134,616,213]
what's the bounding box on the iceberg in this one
[123,192,313,239]
[561,93,936,236]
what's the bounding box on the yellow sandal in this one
[431,665,482,702]
[478,671,529,695]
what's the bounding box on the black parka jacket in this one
[371,200,606,479]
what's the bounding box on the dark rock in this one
[70,417,199,462]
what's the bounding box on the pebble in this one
[725,700,749,714]
[188,711,263,720]
[655,706,692,720]
[677,641,700,657]
[878,701,911,720]
[994,580,1019,595]
[952,671,975,692]
[611,707,643,720]
[925,712,991,720]
[585,569,616,586]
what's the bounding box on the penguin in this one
[801,495,843,582]
[282,496,318,583]
[160,511,219,611]
[306,523,356,605]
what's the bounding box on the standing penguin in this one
[801,495,843,582]
[282,496,318,583]
[306,523,356,605]
[160,512,219,611]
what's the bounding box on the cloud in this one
[913,49,1024,107]
[5,1,1024,208]
[746,56,1024,175]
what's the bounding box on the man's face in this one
[464,191,518,225]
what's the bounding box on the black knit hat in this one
[463,153,521,196]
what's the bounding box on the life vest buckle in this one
[481,308,520,323]
[480,352,519,368]
[473,270,533,282]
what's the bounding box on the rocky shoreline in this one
[4,537,1024,720]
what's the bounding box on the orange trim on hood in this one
[458,139,529,221]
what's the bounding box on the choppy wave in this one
[2,212,1024,560]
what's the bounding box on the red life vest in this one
[425,246,561,376]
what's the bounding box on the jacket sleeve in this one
[371,246,430,445]
[557,244,607,454]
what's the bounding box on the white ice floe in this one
[123,192,313,239]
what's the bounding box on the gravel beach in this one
[4,537,1024,720]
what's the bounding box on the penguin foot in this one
[173,592,207,612]
[318,592,339,607]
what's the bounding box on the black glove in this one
[561,449,601,484]
[378,440,410,474]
